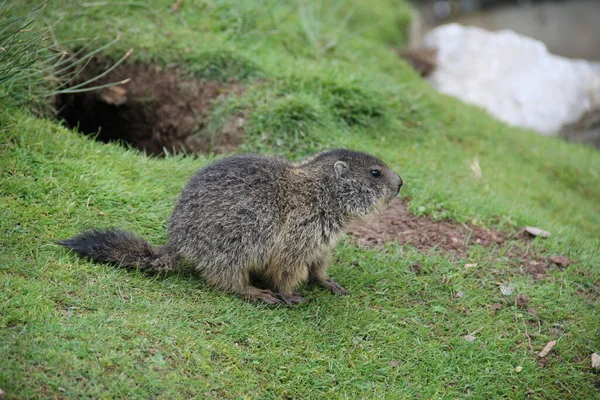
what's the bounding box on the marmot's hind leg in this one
[200,266,285,305]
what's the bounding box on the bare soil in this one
[55,61,244,156]
[347,198,570,279]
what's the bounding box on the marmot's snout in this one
[395,174,403,197]
[382,169,402,200]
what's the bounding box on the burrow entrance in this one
[55,60,244,156]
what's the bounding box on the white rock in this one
[499,284,513,296]
[525,226,551,238]
[423,24,600,135]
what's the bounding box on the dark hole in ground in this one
[347,198,571,280]
[55,60,244,156]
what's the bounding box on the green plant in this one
[0,2,130,112]
[245,94,325,154]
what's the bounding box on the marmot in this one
[59,149,403,305]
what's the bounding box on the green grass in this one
[1,1,599,398]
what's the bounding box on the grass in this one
[1,0,599,398]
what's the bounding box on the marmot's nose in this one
[395,175,403,196]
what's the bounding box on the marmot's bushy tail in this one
[58,229,176,271]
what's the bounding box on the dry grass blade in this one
[0,3,129,110]
[539,340,557,358]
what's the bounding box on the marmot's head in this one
[297,149,403,219]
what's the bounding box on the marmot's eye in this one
[370,169,381,177]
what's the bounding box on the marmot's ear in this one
[334,161,348,177]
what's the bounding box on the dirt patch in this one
[347,198,569,279]
[55,60,244,156]
[348,198,506,251]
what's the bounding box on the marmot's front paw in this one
[249,289,284,305]
[277,292,307,306]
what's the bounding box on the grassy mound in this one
[1,1,598,398]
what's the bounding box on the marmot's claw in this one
[277,292,307,306]
[325,279,350,296]
[250,289,284,305]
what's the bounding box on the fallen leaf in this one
[0,387,5,400]
[389,360,402,367]
[464,263,478,269]
[455,291,464,298]
[592,353,600,369]
[525,226,551,238]
[539,340,557,357]
[515,366,523,372]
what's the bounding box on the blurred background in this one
[404,0,600,147]
[411,0,599,60]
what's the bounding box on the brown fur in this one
[59,149,402,305]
